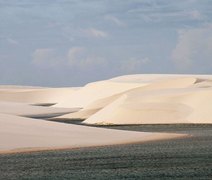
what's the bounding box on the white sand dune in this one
[56,93,123,120]
[57,109,101,120]
[84,75,212,125]
[53,80,146,120]
[0,87,79,104]
[0,101,77,118]
[0,85,44,92]
[48,75,212,124]
[54,81,145,108]
[54,76,203,119]
[1,74,212,153]
[109,74,212,83]
[0,113,185,153]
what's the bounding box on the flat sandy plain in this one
[0,74,211,179]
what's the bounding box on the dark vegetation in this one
[0,124,212,180]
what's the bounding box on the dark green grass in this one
[0,124,212,180]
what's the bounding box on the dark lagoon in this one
[0,124,212,180]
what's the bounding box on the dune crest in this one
[2,74,210,153]
[1,74,211,125]
[0,87,79,104]
[0,113,185,153]
[83,75,212,125]
[54,81,145,108]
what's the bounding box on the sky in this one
[0,0,212,87]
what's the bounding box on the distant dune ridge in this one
[83,75,212,125]
[55,74,212,125]
[1,74,212,125]
[0,74,211,153]
[0,87,79,104]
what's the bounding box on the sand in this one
[0,101,77,118]
[56,93,123,119]
[83,75,212,125]
[0,113,185,154]
[54,80,145,108]
[53,75,212,123]
[1,74,212,153]
[0,87,79,104]
[2,124,208,179]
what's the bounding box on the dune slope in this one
[1,74,212,125]
[54,81,145,108]
[0,101,78,118]
[84,76,212,124]
[0,113,185,153]
[0,87,78,104]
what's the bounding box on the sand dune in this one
[56,93,123,120]
[84,76,212,125]
[53,80,146,119]
[0,101,77,118]
[54,81,145,108]
[47,75,212,124]
[1,74,211,153]
[0,113,185,153]
[0,85,44,92]
[0,87,79,104]
[2,75,211,124]
[109,74,212,83]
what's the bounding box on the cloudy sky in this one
[0,0,212,86]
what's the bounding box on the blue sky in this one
[0,0,212,86]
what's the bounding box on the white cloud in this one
[189,10,203,20]
[67,47,84,65]
[81,28,108,38]
[67,47,106,69]
[121,57,150,73]
[32,47,106,69]
[128,5,204,23]
[32,48,60,67]
[104,15,126,27]
[7,38,19,45]
[172,25,212,70]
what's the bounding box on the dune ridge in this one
[84,76,212,124]
[0,113,186,154]
[1,74,212,125]
[0,87,79,104]
[1,74,211,153]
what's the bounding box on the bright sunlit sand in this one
[1,1,212,179]
[52,74,212,125]
[2,74,210,153]
[0,113,186,154]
